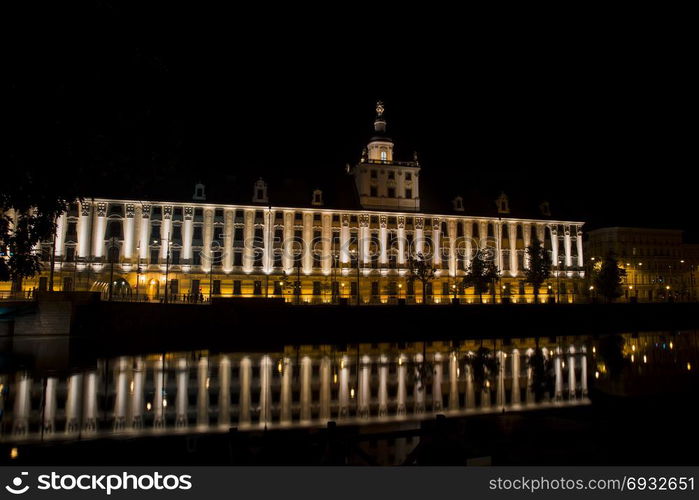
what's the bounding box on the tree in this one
[528,347,554,402]
[465,346,500,395]
[463,249,500,303]
[594,253,626,303]
[524,236,551,303]
[407,252,435,304]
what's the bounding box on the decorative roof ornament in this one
[376,100,385,119]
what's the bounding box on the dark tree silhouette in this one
[465,347,500,394]
[407,252,435,305]
[528,347,554,402]
[594,253,626,303]
[524,236,551,303]
[463,249,500,303]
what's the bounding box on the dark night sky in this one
[8,3,697,238]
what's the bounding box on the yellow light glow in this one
[350,388,355,398]
[206,377,210,389]
[669,342,673,350]
[631,354,635,363]
[643,355,647,364]
[162,399,168,407]
[333,373,338,384]
[10,447,18,459]
[129,380,134,393]
[595,371,600,379]
[592,347,596,354]
[485,380,490,388]
[277,361,283,373]
[687,362,692,371]
[589,286,594,291]
[146,402,152,411]
[631,345,636,352]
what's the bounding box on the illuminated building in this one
[2,103,586,303]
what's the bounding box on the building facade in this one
[3,103,586,303]
[586,227,699,302]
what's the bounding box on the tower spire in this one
[374,100,386,133]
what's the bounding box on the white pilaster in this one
[65,373,82,434]
[153,358,166,429]
[280,357,293,423]
[302,212,313,274]
[448,352,459,411]
[175,357,189,428]
[300,356,312,422]
[238,357,252,425]
[567,345,576,399]
[113,356,129,431]
[242,209,254,273]
[223,209,234,273]
[432,352,443,411]
[319,356,331,421]
[396,354,407,415]
[43,377,58,435]
[130,356,145,429]
[378,354,389,417]
[508,222,518,277]
[77,201,92,258]
[218,356,231,427]
[511,349,521,406]
[259,355,272,426]
[123,205,136,260]
[197,356,209,427]
[358,355,371,418]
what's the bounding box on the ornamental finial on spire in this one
[376,100,385,119]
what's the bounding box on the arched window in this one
[380,151,387,161]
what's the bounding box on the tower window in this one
[388,171,395,180]
[406,189,412,199]
[405,172,412,181]
[370,187,378,197]
[370,170,377,179]
[380,151,387,161]
[387,187,395,198]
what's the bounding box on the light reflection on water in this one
[0,331,696,444]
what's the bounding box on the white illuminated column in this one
[511,349,521,406]
[550,225,559,268]
[414,218,425,256]
[379,217,388,270]
[12,373,31,435]
[448,219,457,277]
[203,209,215,273]
[280,357,293,424]
[465,362,475,410]
[77,201,92,259]
[123,206,135,260]
[242,209,254,274]
[131,357,145,430]
[448,352,459,411]
[338,356,350,418]
[522,223,532,270]
[43,377,58,435]
[580,346,588,396]
[113,357,129,431]
[82,371,98,433]
[223,209,234,273]
[319,356,331,421]
[378,354,389,417]
[464,220,473,271]
[65,373,83,433]
[576,227,584,268]
[153,358,166,429]
[339,215,350,268]
[218,356,231,427]
[568,345,576,399]
[396,354,407,415]
[564,226,572,268]
[432,352,443,411]
[160,207,173,261]
[526,349,535,405]
[360,215,370,269]
[303,212,313,274]
[196,356,209,427]
[259,355,272,426]
[397,217,406,268]
[175,357,189,428]
[432,219,441,269]
[554,347,563,401]
[321,214,332,276]
[479,220,489,251]
[300,356,312,422]
[238,357,252,425]
[495,221,503,275]
[182,207,193,263]
[508,222,518,277]
[413,353,425,414]
[496,351,506,408]
[54,213,66,263]
[92,202,107,260]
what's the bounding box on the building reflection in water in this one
[0,332,696,447]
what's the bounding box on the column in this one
[242,209,254,273]
[160,206,173,261]
[183,207,193,263]
[77,201,92,259]
[414,217,424,256]
[413,353,425,413]
[554,347,563,401]
[139,205,150,261]
[511,349,521,406]
[283,211,295,273]
[432,352,443,411]
[564,225,572,268]
[378,354,389,417]
[131,357,145,429]
[43,377,58,435]
[580,346,588,396]
[576,226,584,268]
[259,356,272,426]
[65,373,82,433]
[396,354,407,415]
[263,208,273,274]
[82,371,98,433]
[550,225,559,267]
[113,356,129,431]
[535,224,545,247]
[508,222,518,277]
[123,204,136,260]
[522,223,532,269]
[448,219,457,277]
[12,373,31,435]
[465,362,475,410]
[238,357,251,425]
[358,355,371,418]
[223,209,234,273]
[496,351,506,408]
[280,357,293,423]
[175,357,189,428]
[359,214,370,269]
[567,345,576,399]
[448,352,459,411]
[463,220,473,272]
[153,358,166,429]
[340,214,350,268]
[218,355,231,427]
[300,356,312,422]
[319,356,331,421]
[379,216,388,270]
[478,220,489,251]
[338,356,350,418]
[196,356,209,427]
[92,202,107,260]
[525,349,535,405]
[495,221,504,273]
[55,212,67,261]
[432,218,441,269]
[481,368,491,409]
[397,217,406,268]
[302,212,313,274]
[321,213,332,275]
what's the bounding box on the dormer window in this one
[370,170,377,179]
[496,192,510,214]
[388,171,395,180]
[452,196,464,212]
[380,151,387,161]
[193,182,206,201]
[540,201,551,217]
[252,178,268,203]
[312,189,323,206]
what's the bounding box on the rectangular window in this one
[213,280,221,295]
[233,280,242,295]
[387,187,395,198]
[313,281,321,296]
[65,247,75,262]
[370,186,378,197]
[405,172,412,180]
[405,189,412,199]
[193,226,203,242]
[370,169,377,178]
[253,281,262,295]
[150,248,159,264]
[171,250,180,265]
[170,279,179,295]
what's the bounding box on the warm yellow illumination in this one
[350,388,355,398]
[631,354,635,363]
[206,377,210,389]
[687,362,692,371]
[631,345,636,352]
[333,373,338,384]
[628,285,633,290]
[666,285,671,290]
[129,380,134,393]
[595,371,600,379]
[162,399,168,407]
[485,380,490,388]
[589,286,594,291]
[10,447,18,459]
[643,355,647,364]
[277,360,283,373]
[669,342,673,350]
[592,346,596,354]
[146,402,152,411]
